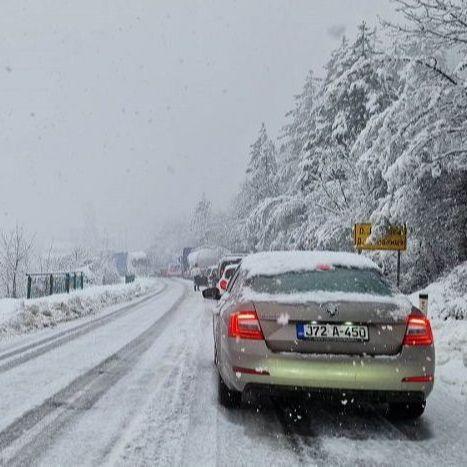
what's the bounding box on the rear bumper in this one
[243,383,426,404]
[219,339,435,399]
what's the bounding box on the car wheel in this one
[218,372,241,408]
[387,400,426,420]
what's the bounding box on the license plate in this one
[297,323,369,341]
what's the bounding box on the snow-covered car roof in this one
[223,263,239,274]
[241,251,379,277]
[220,254,245,261]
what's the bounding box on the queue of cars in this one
[202,250,435,420]
[192,255,244,294]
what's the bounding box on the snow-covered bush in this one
[413,262,467,321]
[87,253,122,285]
[0,278,160,337]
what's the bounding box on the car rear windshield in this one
[248,268,393,296]
[220,259,240,275]
[225,267,236,279]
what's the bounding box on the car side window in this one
[227,267,240,293]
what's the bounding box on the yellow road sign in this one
[354,223,407,251]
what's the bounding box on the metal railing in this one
[125,274,136,284]
[26,272,84,299]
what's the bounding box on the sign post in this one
[397,251,401,287]
[353,223,407,288]
[419,293,428,315]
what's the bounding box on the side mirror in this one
[219,279,228,291]
[202,287,220,300]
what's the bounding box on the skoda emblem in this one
[325,304,339,317]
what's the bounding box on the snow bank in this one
[0,278,161,339]
[0,299,21,328]
[426,320,466,398]
[409,262,467,398]
[241,251,379,277]
[410,261,467,321]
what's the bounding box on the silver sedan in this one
[207,251,435,419]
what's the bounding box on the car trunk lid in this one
[254,299,409,356]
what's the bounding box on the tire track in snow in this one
[0,283,168,375]
[109,292,205,466]
[273,399,329,465]
[370,388,466,465]
[0,282,187,466]
[280,399,438,466]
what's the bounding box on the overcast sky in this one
[0,0,398,250]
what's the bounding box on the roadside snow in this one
[411,262,467,321]
[0,299,21,328]
[0,278,161,339]
[409,262,467,398]
[427,319,467,398]
[242,250,379,277]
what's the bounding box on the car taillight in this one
[219,279,228,291]
[403,309,433,346]
[228,310,264,340]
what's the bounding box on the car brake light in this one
[403,309,433,346]
[228,310,264,340]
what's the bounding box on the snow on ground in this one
[410,261,467,398]
[0,299,20,329]
[0,279,465,465]
[0,277,161,339]
[0,279,185,458]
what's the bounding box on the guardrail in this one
[26,272,84,299]
[125,274,136,284]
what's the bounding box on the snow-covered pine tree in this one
[383,0,467,86]
[190,193,212,247]
[239,70,323,251]
[281,70,319,159]
[230,124,278,252]
[222,3,466,291]
[351,0,467,289]
[278,71,320,192]
[302,25,395,196]
[296,24,399,249]
[245,123,278,204]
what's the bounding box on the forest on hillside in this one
[152,0,467,292]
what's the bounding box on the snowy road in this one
[0,279,465,466]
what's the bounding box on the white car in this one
[217,264,238,296]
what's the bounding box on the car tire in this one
[218,372,241,408]
[387,400,426,420]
